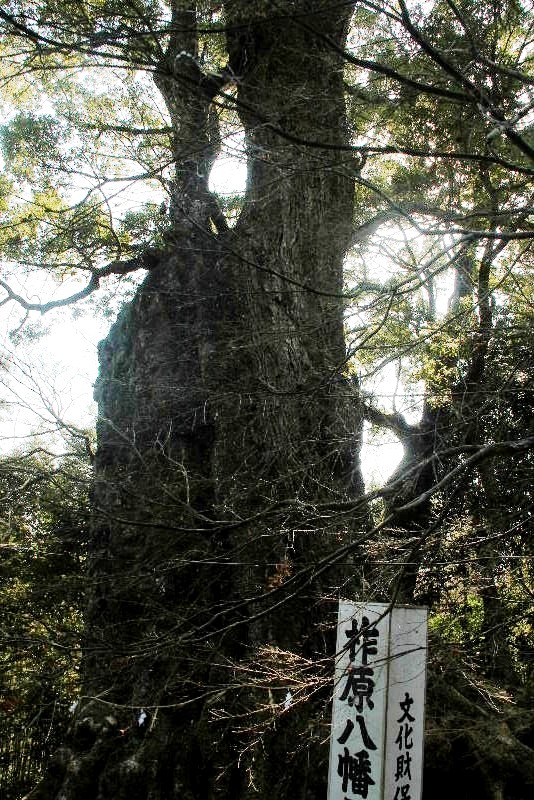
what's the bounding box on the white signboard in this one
[328,603,427,800]
[384,606,427,800]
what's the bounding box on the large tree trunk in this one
[34,4,364,799]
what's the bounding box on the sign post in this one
[328,602,428,800]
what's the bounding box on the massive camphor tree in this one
[0,2,533,799]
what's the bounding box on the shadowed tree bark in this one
[30,3,366,799]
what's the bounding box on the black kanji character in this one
[345,616,379,664]
[397,692,415,723]
[339,665,375,712]
[393,784,411,800]
[356,714,377,750]
[337,719,355,745]
[337,715,377,750]
[337,747,375,798]
[395,723,414,751]
[395,752,412,782]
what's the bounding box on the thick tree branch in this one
[78,123,173,136]
[0,248,161,314]
[362,401,415,441]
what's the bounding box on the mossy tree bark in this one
[34,3,365,799]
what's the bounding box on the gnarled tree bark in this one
[33,4,364,799]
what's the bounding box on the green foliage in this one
[0,450,88,798]
[430,591,484,646]
[119,205,169,249]
[1,114,66,182]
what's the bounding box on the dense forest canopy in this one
[0,2,533,799]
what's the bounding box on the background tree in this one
[0,445,88,799]
[347,3,534,795]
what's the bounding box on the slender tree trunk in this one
[33,4,364,799]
